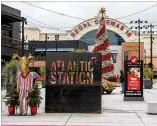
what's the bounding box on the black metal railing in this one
[1,36,30,50]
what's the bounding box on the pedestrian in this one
[33,71,39,85]
[120,70,124,93]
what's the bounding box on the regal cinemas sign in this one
[70,18,133,38]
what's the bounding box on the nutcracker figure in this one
[13,54,34,115]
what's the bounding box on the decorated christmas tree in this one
[93,8,115,80]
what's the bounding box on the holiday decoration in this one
[93,8,115,80]
[13,54,34,115]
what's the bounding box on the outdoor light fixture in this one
[129,19,149,61]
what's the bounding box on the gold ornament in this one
[12,54,34,77]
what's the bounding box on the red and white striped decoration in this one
[17,72,34,91]
[93,16,115,80]
[17,72,34,114]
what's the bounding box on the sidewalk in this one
[2,84,157,126]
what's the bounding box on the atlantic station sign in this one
[70,18,133,39]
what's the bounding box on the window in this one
[1,24,12,37]
[80,29,125,45]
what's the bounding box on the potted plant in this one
[39,64,46,88]
[27,84,43,115]
[2,60,20,93]
[3,86,19,115]
[144,66,153,89]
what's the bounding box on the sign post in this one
[124,56,144,101]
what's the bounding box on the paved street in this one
[1,84,157,126]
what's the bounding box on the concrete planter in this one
[144,80,152,89]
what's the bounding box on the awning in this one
[35,48,118,53]
[35,48,45,51]
[35,48,75,52]
[1,11,23,24]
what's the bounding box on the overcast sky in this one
[2,1,157,33]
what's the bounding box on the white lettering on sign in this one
[131,77,137,81]
[70,18,132,39]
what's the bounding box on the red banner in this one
[127,74,140,90]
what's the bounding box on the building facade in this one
[24,15,157,75]
[1,4,29,66]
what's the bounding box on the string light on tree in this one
[93,8,115,80]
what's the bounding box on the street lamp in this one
[144,49,146,66]
[31,40,33,55]
[55,35,59,51]
[142,24,157,69]
[142,23,157,88]
[22,17,27,56]
[45,34,49,60]
[130,19,148,61]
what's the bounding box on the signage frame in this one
[45,52,102,113]
[124,60,144,101]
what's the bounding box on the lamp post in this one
[124,51,128,72]
[130,20,148,61]
[138,19,141,61]
[31,40,33,55]
[150,24,153,69]
[22,17,27,56]
[144,49,146,66]
[142,24,157,69]
[45,34,49,60]
[142,24,157,88]
[55,35,59,51]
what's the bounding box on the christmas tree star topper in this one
[99,7,106,16]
